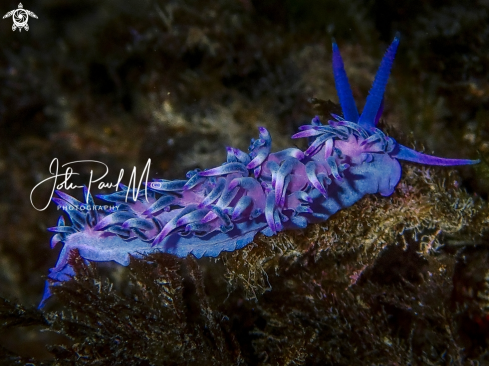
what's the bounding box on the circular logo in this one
[3,3,38,32]
[12,9,28,28]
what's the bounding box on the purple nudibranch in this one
[40,35,479,307]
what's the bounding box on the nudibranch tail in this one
[40,34,479,308]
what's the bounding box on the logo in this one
[3,3,37,32]
[30,158,153,211]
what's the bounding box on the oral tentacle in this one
[393,144,480,166]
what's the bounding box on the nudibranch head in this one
[39,34,479,308]
[294,34,478,180]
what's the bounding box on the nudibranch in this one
[40,35,479,307]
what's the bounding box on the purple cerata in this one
[40,35,479,307]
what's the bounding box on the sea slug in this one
[40,35,479,307]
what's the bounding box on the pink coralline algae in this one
[40,35,479,307]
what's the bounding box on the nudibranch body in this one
[41,35,478,307]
